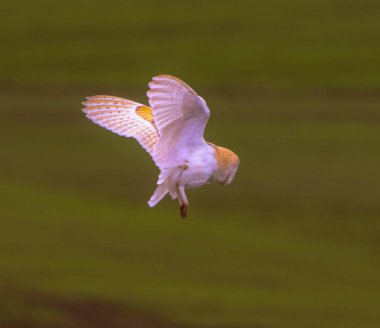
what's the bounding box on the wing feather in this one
[82,95,159,158]
[147,75,210,168]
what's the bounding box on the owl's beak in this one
[225,165,238,185]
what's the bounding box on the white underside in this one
[148,143,217,207]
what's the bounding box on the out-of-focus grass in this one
[1,0,380,327]
[1,0,380,91]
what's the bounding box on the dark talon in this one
[180,204,189,219]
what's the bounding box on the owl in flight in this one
[82,75,239,218]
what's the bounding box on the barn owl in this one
[82,75,239,218]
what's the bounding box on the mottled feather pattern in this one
[135,105,155,126]
[82,95,158,156]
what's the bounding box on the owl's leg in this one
[176,184,189,219]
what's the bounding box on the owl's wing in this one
[147,75,210,168]
[82,95,159,158]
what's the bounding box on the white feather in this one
[147,75,210,168]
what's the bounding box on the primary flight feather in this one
[82,75,239,218]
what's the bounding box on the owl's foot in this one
[176,184,189,219]
[180,204,189,219]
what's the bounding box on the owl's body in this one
[82,75,239,218]
[149,142,217,209]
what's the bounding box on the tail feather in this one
[148,182,169,207]
[148,167,181,207]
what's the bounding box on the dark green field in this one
[1,1,380,327]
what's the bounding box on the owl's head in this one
[211,145,240,185]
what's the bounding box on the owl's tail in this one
[148,168,180,207]
[148,182,169,207]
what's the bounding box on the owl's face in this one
[212,145,240,185]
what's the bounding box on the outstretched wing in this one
[147,75,210,168]
[82,95,159,157]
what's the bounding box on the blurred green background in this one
[1,0,380,327]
